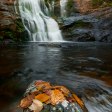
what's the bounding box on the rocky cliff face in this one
[0,0,25,42]
[60,0,112,42]
[74,0,93,13]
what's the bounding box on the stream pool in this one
[0,42,112,112]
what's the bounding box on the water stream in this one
[17,0,63,42]
[0,42,112,112]
[60,0,68,17]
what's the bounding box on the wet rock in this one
[0,0,25,41]
[61,10,112,42]
[74,0,93,13]
[21,80,88,112]
[61,15,96,28]
[0,0,16,28]
[59,0,112,42]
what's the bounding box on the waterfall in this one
[17,0,63,42]
[47,0,55,15]
[60,0,68,17]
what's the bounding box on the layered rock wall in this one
[0,0,25,42]
[61,0,112,42]
[74,0,93,13]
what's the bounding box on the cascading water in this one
[60,0,68,17]
[17,0,63,42]
[47,0,55,15]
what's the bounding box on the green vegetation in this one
[15,19,25,33]
[0,36,3,42]
[70,20,92,30]
[67,0,76,15]
[92,0,104,7]
[0,19,27,42]
[67,0,73,9]
[92,0,112,7]
[74,20,91,28]
[106,1,112,6]
[5,30,14,39]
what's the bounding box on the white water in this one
[60,0,68,17]
[17,0,63,42]
[84,91,112,112]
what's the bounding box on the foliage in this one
[15,19,25,32]
[67,0,73,9]
[4,30,14,39]
[92,0,112,7]
[92,0,104,7]
[0,36,3,41]
[106,1,112,6]
[0,19,27,42]
[67,0,76,16]
[72,20,92,29]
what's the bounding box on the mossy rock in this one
[0,18,28,42]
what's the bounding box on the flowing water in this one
[0,42,112,112]
[60,0,68,17]
[16,0,63,42]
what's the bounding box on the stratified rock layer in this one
[0,0,25,42]
[60,0,112,42]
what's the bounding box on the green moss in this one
[67,0,73,9]
[5,31,14,39]
[106,2,112,6]
[67,0,75,15]
[15,19,25,32]
[0,36,3,42]
[63,20,93,32]
[92,0,112,7]
[71,20,92,29]
[0,19,27,42]
[92,0,104,7]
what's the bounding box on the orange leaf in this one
[52,86,70,96]
[50,89,65,105]
[35,93,50,103]
[20,94,34,108]
[72,94,84,108]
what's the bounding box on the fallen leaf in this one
[35,93,50,102]
[50,89,65,105]
[53,86,70,96]
[72,94,84,108]
[20,95,33,108]
[29,99,43,112]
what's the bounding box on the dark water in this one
[0,42,112,112]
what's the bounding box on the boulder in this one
[19,80,88,112]
[61,7,112,42]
